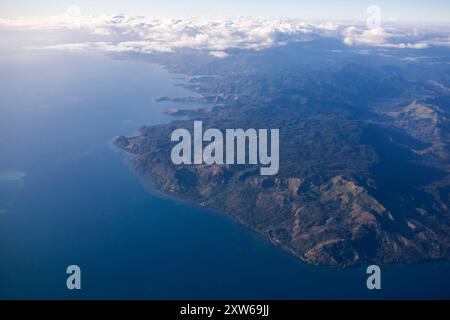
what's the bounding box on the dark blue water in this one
[0,49,449,299]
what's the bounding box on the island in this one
[113,40,450,267]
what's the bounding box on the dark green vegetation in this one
[114,39,450,267]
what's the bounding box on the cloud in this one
[1,15,449,55]
[2,15,328,53]
[343,27,390,46]
[342,26,431,49]
[209,50,228,58]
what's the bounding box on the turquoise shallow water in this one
[0,49,449,299]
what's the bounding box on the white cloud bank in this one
[342,26,429,49]
[1,15,449,56]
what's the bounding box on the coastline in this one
[109,56,450,269]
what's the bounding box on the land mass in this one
[113,40,450,267]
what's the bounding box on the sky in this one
[1,0,449,22]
